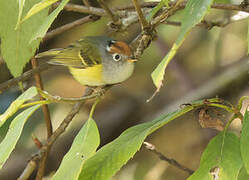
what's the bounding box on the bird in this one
[35,36,137,87]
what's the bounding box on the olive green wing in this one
[35,39,101,69]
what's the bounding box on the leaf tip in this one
[146,82,162,102]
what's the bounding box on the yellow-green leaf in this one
[30,0,70,43]
[151,0,214,91]
[188,132,242,180]
[0,87,37,127]
[238,166,249,180]
[241,110,249,174]
[214,0,230,3]
[146,1,165,21]
[22,0,59,23]
[0,104,41,169]
[52,118,100,180]
[0,0,49,77]
[78,98,221,180]
[16,0,26,29]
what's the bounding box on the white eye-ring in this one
[112,53,122,61]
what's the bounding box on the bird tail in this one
[35,49,63,60]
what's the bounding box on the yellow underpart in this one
[69,65,105,86]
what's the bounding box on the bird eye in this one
[112,53,121,61]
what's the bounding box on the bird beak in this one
[127,58,137,63]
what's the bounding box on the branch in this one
[51,1,249,33]
[143,142,194,175]
[118,2,249,13]
[38,85,111,103]
[212,2,249,12]
[97,0,120,24]
[131,0,183,58]
[53,2,106,16]
[82,0,90,7]
[31,59,53,139]
[31,58,52,180]
[0,64,50,94]
[132,0,149,30]
[131,0,248,58]
[53,3,138,31]
[151,0,184,28]
[164,13,248,30]
[17,156,39,180]
[36,151,49,180]
[43,15,100,41]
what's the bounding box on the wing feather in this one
[36,38,102,69]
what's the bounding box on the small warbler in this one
[36,36,137,86]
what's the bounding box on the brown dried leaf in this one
[198,109,224,131]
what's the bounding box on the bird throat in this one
[102,60,134,84]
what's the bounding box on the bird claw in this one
[94,87,106,97]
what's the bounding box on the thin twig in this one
[151,0,184,27]
[0,64,50,94]
[118,2,249,13]
[31,59,53,139]
[59,2,249,14]
[31,58,53,180]
[53,1,249,30]
[43,15,100,41]
[132,0,184,58]
[36,151,49,180]
[53,2,106,16]
[44,101,87,148]
[163,17,243,29]
[17,156,39,180]
[97,0,120,23]
[82,0,91,7]
[132,0,149,30]
[143,142,194,175]
[39,88,94,158]
[38,85,111,103]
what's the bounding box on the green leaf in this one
[248,20,249,54]
[30,0,70,43]
[151,0,214,90]
[146,1,164,21]
[0,87,37,127]
[0,104,41,169]
[78,99,220,180]
[162,0,170,8]
[240,110,249,174]
[16,0,26,29]
[0,0,49,77]
[213,0,230,3]
[22,0,59,23]
[188,132,242,180]
[238,166,249,180]
[52,118,100,180]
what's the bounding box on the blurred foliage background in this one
[0,0,248,179]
